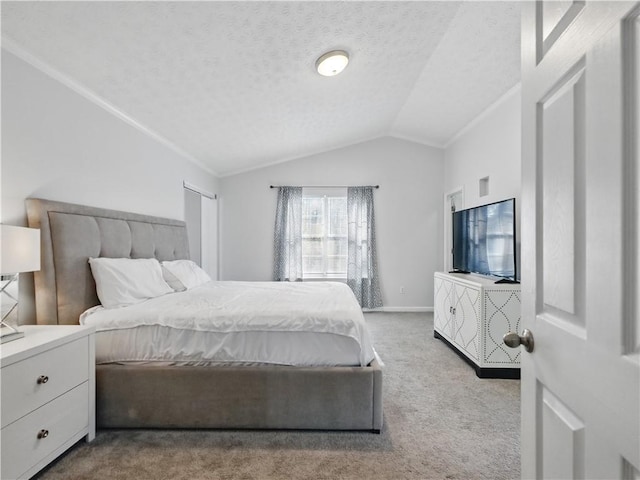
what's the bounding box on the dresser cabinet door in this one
[483,289,522,365]
[434,275,454,339]
[451,284,480,361]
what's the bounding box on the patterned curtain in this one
[347,187,383,308]
[273,187,303,281]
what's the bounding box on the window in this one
[302,191,347,278]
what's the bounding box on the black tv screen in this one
[452,198,516,280]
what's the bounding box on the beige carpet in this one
[34,313,520,480]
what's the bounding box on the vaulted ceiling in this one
[1,1,522,177]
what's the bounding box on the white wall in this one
[219,137,444,309]
[1,51,218,225]
[1,45,520,315]
[1,50,218,323]
[444,85,522,277]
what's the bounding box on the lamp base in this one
[0,328,24,343]
[1,274,23,343]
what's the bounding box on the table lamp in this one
[1,225,41,343]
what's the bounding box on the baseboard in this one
[363,307,433,313]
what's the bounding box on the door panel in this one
[628,14,640,356]
[539,1,585,62]
[540,64,585,319]
[434,275,454,338]
[622,459,640,480]
[485,290,521,364]
[453,284,480,360]
[542,388,585,479]
[541,386,585,480]
[541,1,575,39]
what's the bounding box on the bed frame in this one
[26,198,383,432]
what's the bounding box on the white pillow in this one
[88,257,173,308]
[161,260,211,289]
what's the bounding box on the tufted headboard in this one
[26,198,190,325]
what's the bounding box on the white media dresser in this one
[1,325,95,479]
[433,272,521,379]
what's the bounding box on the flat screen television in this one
[452,198,517,281]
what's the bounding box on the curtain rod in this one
[269,185,379,189]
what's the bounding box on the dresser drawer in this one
[1,382,89,480]
[1,337,89,428]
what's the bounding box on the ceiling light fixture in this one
[315,50,349,77]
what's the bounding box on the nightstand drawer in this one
[1,382,89,480]
[1,337,89,428]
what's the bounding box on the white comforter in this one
[80,281,376,367]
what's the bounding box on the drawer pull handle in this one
[37,429,49,439]
[37,375,49,384]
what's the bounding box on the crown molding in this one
[443,82,522,149]
[218,133,385,178]
[1,36,218,177]
[386,132,445,150]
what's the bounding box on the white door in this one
[184,187,202,265]
[520,2,640,478]
[200,195,218,280]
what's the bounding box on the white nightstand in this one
[0,325,95,480]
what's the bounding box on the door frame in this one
[443,187,464,272]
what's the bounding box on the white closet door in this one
[200,195,218,280]
[183,184,218,280]
[184,188,202,265]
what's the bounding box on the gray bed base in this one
[26,198,383,432]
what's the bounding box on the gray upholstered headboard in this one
[26,198,190,325]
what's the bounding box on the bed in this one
[26,198,383,432]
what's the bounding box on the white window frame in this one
[302,188,348,280]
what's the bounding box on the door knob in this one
[503,329,534,353]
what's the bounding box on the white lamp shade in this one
[1,225,41,274]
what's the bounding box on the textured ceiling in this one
[1,1,521,177]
